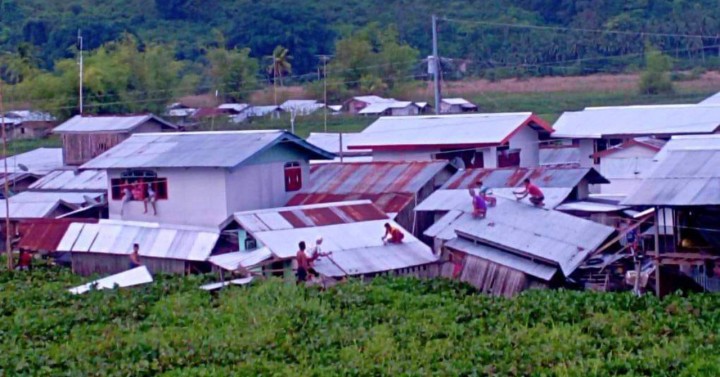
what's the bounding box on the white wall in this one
[372,150,433,162]
[577,139,595,168]
[482,147,498,168]
[508,126,540,167]
[225,160,308,213]
[599,146,658,195]
[108,168,229,227]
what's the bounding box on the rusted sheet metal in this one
[17,218,98,252]
[277,201,388,228]
[289,161,447,213]
[442,166,608,190]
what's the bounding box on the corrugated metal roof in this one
[0,148,63,175]
[287,161,449,213]
[358,101,416,115]
[53,114,177,133]
[622,149,720,206]
[442,166,608,189]
[552,104,720,138]
[442,98,472,105]
[313,244,437,277]
[414,187,574,212]
[427,197,615,275]
[652,134,720,162]
[29,169,107,192]
[0,191,97,219]
[17,218,98,251]
[306,132,371,155]
[349,112,552,149]
[218,103,250,112]
[700,91,720,105]
[232,201,436,275]
[81,130,334,169]
[57,219,219,261]
[69,266,153,294]
[247,106,280,117]
[539,148,581,166]
[208,248,273,271]
[555,201,630,213]
[445,238,557,281]
[4,110,55,122]
[352,95,395,104]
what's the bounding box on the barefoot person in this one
[514,178,545,207]
[128,243,142,269]
[476,180,496,207]
[144,184,157,215]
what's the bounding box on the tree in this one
[638,44,674,95]
[206,46,259,102]
[267,45,292,86]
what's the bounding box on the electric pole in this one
[78,29,84,114]
[432,15,441,114]
[0,79,12,270]
[273,56,278,107]
[318,55,331,132]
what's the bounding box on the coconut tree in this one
[267,45,292,86]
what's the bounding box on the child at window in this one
[144,184,157,215]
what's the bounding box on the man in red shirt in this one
[382,223,405,244]
[16,249,32,271]
[514,178,545,206]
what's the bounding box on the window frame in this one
[284,161,302,192]
[111,170,169,201]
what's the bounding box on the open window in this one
[284,162,302,192]
[110,170,169,200]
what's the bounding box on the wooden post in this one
[654,207,661,296]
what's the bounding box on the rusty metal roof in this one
[287,161,449,213]
[441,166,608,189]
[17,218,98,252]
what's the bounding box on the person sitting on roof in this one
[16,249,32,271]
[476,180,496,207]
[469,188,487,219]
[129,243,142,269]
[514,178,545,207]
[382,223,404,244]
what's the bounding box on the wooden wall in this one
[62,133,128,166]
[71,253,187,276]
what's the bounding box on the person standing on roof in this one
[382,223,404,244]
[296,241,321,284]
[129,243,142,269]
[469,188,487,219]
[514,178,545,207]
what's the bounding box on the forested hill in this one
[2,0,720,77]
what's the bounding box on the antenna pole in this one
[0,80,12,270]
[432,15,441,114]
[78,29,83,114]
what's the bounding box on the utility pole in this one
[78,29,84,114]
[432,15,441,115]
[0,80,11,270]
[273,56,278,107]
[318,55,331,132]
[339,132,344,163]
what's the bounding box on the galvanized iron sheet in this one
[442,166,607,189]
[29,169,107,191]
[53,114,176,133]
[415,187,574,212]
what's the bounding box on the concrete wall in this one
[577,139,595,168]
[508,126,540,168]
[108,167,229,227]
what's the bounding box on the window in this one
[284,162,302,192]
[497,147,521,168]
[20,127,25,135]
[110,170,169,200]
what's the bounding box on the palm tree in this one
[267,46,292,86]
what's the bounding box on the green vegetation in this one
[2,264,720,376]
[639,45,675,95]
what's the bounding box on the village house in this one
[423,196,615,297]
[246,105,282,119]
[165,102,197,118]
[210,201,438,281]
[622,134,720,293]
[343,95,396,114]
[550,104,720,196]
[280,100,326,116]
[286,161,455,235]
[81,130,333,228]
[348,112,553,168]
[359,101,420,116]
[53,114,179,166]
[439,98,478,114]
[2,110,57,140]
